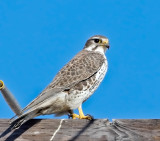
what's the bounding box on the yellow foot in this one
[70,113,93,120]
[79,114,93,120]
[78,105,93,120]
[68,105,94,120]
[71,113,80,119]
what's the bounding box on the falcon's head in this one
[84,35,109,54]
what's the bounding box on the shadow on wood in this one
[70,119,95,141]
[0,119,160,141]
[1,119,41,141]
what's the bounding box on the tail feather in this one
[10,109,40,129]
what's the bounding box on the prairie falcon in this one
[11,35,110,129]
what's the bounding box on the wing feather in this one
[21,50,105,113]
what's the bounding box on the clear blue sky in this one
[0,0,160,120]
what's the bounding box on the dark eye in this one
[94,39,100,43]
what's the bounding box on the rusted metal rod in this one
[0,80,22,116]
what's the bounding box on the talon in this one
[79,114,93,120]
[85,114,94,120]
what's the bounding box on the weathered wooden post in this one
[0,80,22,116]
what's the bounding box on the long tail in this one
[10,109,40,130]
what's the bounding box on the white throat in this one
[84,45,106,55]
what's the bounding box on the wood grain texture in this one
[0,119,160,141]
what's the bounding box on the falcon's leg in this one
[78,105,93,120]
[68,106,93,120]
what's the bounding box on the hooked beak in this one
[102,40,110,49]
